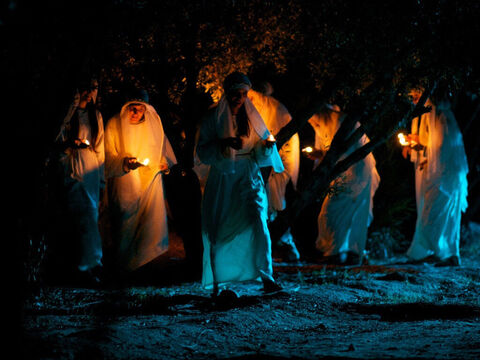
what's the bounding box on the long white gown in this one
[406,100,469,261]
[309,109,380,257]
[105,101,177,270]
[197,96,284,288]
[56,105,105,271]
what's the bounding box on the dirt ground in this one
[20,232,480,360]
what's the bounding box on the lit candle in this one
[267,134,276,142]
[302,146,313,153]
[397,133,409,146]
[141,158,150,166]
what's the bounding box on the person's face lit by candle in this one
[226,88,248,115]
[78,84,97,109]
[128,103,146,124]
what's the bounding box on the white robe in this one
[105,101,177,270]
[197,96,284,288]
[407,101,468,261]
[248,90,300,217]
[309,110,380,256]
[56,105,105,271]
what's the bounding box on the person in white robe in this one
[308,105,380,265]
[196,72,285,294]
[247,83,301,261]
[403,89,469,266]
[55,79,104,283]
[104,89,177,271]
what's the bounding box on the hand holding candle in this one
[397,132,424,151]
[302,146,324,160]
[73,138,90,149]
[123,157,145,171]
[265,134,276,148]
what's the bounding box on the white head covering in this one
[213,95,284,174]
[118,100,176,171]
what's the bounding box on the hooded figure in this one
[308,105,380,264]
[104,90,177,270]
[55,79,105,282]
[405,98,468,265]
[196,72,284,293]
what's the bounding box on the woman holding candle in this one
[308,104,380,265]
[403,88,469,266]
[55,78,105,285]
[196,72,284,294]
[104,89,176,271]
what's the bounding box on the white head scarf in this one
[213,95,284,174]
[118,100,176,171]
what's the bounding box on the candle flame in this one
[397,133,409,146]
[83,139,90,146]
[267,134,276,142]
[142,158,150,166]
[302,146,313,153]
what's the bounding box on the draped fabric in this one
[105,101,177,270]
[196,97,284,288]
[56,106,105,271]
[407,101,469,261]
[248,90,300,216]
[309,110,380,256]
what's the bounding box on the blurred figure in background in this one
[248,81,301,262]
[403,88,469,266]
[307,105,380,265]
[54,78,105,285]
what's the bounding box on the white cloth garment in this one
[57,105,105,271]
[248,90,300,217]
[105,101,177,270]
[406,100,469,261]
[197,96,284,288]
[309,109,380,256]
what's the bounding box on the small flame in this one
[267,134,276,142]
[302,146,313,153]
[397,133,409,146]
[83,139,90,146]
[142,158,150,166]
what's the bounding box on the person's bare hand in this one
[159,162,168,172]
[123,157,143,171]
[264,138,276,149]
[305,148,325,161]
[73,139,90,149]
[406,134,419,144]
[405,134,425,151]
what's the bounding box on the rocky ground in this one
[20,232,480,360]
